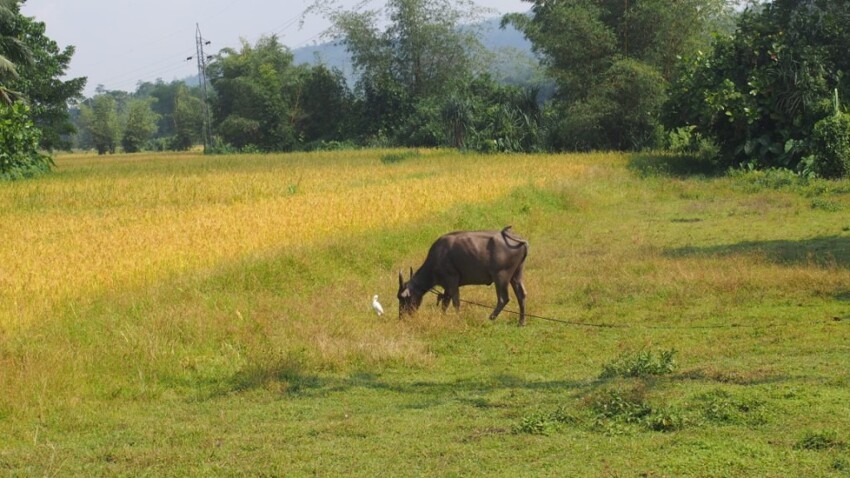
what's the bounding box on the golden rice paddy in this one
[0,149,611,330]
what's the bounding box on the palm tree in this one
[0,0,32,104]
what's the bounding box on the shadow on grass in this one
[217,364,802,416]
[322,372,584,396]
[628,152,722,178]
[665,235,850,269]
[220,367,587,404]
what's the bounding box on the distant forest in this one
[3,0,850,180]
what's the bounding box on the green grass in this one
[2,150,850,476]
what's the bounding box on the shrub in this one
[543,98,612,152]
[809,111,850,178]
[0,102,52,180]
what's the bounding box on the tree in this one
[296,64,352,144]
[207,35,306,151]
[79,94,120,154]
[0,0,31,105]
[8,13,86,150]
[312,0,486,139]
[503,0,734,151]
[131,80,206,150]
[135,80,181,138]
[121,98,159,153]
[171,84,204,150]
[0,0,82,178]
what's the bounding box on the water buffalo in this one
[398,226,529,325]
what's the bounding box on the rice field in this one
[0,149,595,330]
[1,149,849,476]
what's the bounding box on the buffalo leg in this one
[511,276,527,326]
[451,288,460,312]
[489,281,511,320]
[442,277,460,313]
[436,290,451,311]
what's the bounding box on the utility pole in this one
[195,23,213,153]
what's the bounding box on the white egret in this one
[372,295,384,316]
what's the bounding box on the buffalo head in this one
[397,268,423,318]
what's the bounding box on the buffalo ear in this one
[409,267,414,281]
[398,270,404,291]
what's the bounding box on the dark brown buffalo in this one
[398,226,529,325]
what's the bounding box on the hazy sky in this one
[21,0,530,96]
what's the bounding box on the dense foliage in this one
[0,102,51,179]
[0,0,83,179]
[0,0,30,105]
[7,14,86,150]
[665,0,850,172]
[504,0,733,151]
[78,93,120,154]
[207,36,307,151]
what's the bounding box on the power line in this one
[99,55,196,91]
[87,4,321,95]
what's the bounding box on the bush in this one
[0,102,52,180]
[396,100,444,147]
[809,112,850,178]
[666,125,720,164]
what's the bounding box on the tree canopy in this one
[0,0,83,179]
[665,0,850,173]
[8,13,86,150]
[503,0,735,151]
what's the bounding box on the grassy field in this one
[1,149,849,476]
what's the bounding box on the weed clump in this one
[584,384,690,434]
[699,389,768,426]
[587,385,653,423]
[513,406,577,435]
[600,349,677,379]
[645,407,689,432]
[794,430,846,451]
